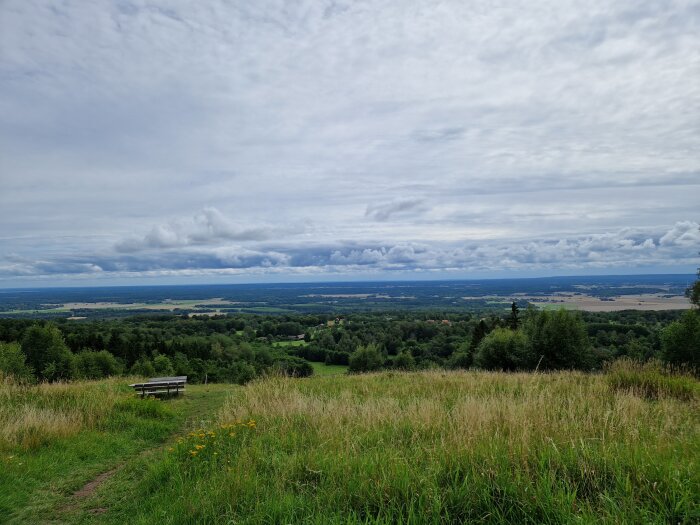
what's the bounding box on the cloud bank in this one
[0,1,698,285]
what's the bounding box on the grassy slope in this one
[0,379,231,524]
[77,371,698,524]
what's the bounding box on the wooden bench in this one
[129,376,187,398]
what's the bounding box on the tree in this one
[474,328,532,371]
[661,310,700,368]
[0,342,34,383]
[75,350,120,379]
[21,323,76,381]
[508,301,520,330]
[153,354,175,376]
[687,266,700,308]
[394,350,415,370]
[523,309,592,370]
[348,344,384,373]
[130,357,155,378]
[469,320,488,353]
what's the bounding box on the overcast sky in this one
[0,0,698,287]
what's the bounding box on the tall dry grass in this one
[0,374,129,449]
[186,370,698,523]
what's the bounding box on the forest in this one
[1,294,697,384]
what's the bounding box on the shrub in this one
[75,350,121,379]
[0,342,34,383]
[348,344,384,373]
[661,310,700,369]
[21,324,76,381]
[393,350,415,370]
[523,309,593,370]
[474,328,532,371]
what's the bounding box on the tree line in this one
[0,287,697,383]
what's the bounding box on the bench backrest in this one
[148,376,187,383]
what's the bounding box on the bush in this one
[348,344,384,373]
[661,310,700,369]
[606,358,698,401]
[474,328,532,371]
[75,350,121,379]
[153,354,175,376]
[21,323,76,381]
[523,309,593,370]
[393,351,415,370]
[0,342,34,383]
[272,356,313,378]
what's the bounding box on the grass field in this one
[1,369,698,524]
[310,362,349,376]
[0,377,231,523]
[272,340,308,347]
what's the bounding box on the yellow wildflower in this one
[190,451,198,456]
[195,444,205,450]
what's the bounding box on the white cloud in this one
[0,1,698,284]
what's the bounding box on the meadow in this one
[2,365,697,524]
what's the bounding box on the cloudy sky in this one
[0,0,698,287]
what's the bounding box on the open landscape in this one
[2,1,699,523]
[0,273,698,523]
[1,365,699,524]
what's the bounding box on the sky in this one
[0,0,698,287]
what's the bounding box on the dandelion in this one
[195,444,205,450]
[190,451,198,456]
[198,433,205,439]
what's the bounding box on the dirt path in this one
[58,385,232,522]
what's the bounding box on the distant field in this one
[310,362,348,375]
[272,340,307,347]
[0,275,693,317]
[0,298,238,316]
[534,293,691,311]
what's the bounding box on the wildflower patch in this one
[169,419,257,474]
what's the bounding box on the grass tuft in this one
[606,358,698,401]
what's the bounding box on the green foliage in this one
[661,310,700,369]
[153,354,175,376]
[393,350,415,370]
[271,355,314,377]
[0,342,33,383]
[508,301,520,330]
[523,309,593,370]
[348,343,384,373]
[20,323,76,381]
[75,349,121,379]
[130,356,156,378]
[606,358,698,401]
[474,328,532,370]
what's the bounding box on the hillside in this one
[1,368,698,524]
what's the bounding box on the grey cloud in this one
[2,223,696,281]
[115,207,303,252]
[0,1,698,284]
[659,221,700,247]
[365,199,427,222]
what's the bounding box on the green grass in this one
[310,362,348,376]
[0,378,232,524]
[272,340,308,347]
[606,358,698,401]
[2,371,697,524]
[60,370,699,524]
